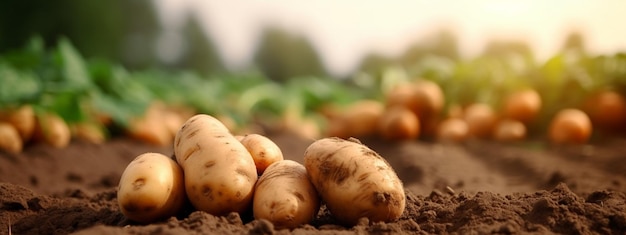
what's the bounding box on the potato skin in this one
[503,89,542,124]
[303,137,405,225]
[174,114,258,215]
[437,117,469,143]
[240,134,284,175]
[463,103,497,139]
[548,109,592,145]
[493,119,526,142]
[0,105,35,141]
[0,122,23,153]
[35,112,71,148]
[378,106,420,140]
[327,100,384,138]
[253,160,320,229]
[117,152,185,224]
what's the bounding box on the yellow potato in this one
[71,122,106,144]
[253,160,320,229]
[174,114,258,215]
[463,103,497,139]
[0,122,23,153]
[303,137,405,225]
[493,119,526,142]
[503,89,542,124]
[378,106,420,140]
[548,109,592,145]
[240,134,284,175]
[34,112,71,148]
[327,100,384,138]
[117,152,186,223]
[0,105,35,141]
[436,118,469,143]
[385,80,444,120]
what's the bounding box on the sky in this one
[153,0,626,76]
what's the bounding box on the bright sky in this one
[154,0,626,76]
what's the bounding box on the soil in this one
[2,131,626,234]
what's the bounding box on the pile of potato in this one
[323,79,626,145]
[117,114,406,228]
[0,101,196,154]
[0,105,74,153]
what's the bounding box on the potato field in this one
[1,38,626,234]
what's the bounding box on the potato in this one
[71,122,106,144]
[0,105,35,142]
[127,102,173,146]
[384,84,417,110]
[503,89,542,124]
[117,152,185,223]
[163,110,185,137]
[253,160,320,229]
[548,108,592,145]
[463,103,497,139]
[127,117,171,146]
[386,80,444,120]
[493,119,526,142]
[326,100,384,138]
[583,90,626,131]
[436,117,469,143]
[240,134,284,175]
[446,104,464,119]
[287,117,321,140]
[412,80,445,119]
[174,114,258,215]
[0,122,23,153]
[378,106,420,140]
[303,137,405,225]
[34,112,71,148]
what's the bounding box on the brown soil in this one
[1,132,626,234]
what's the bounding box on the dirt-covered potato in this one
[548,108,592,145]
[463,103,497,139]
[253,160,320,229]
[240,134,284,175]
[0,105,35,141]
[117,152,185,224]
[437,117,469,143]
[303,137,405,225]
[0,122,23,153]
[378,106,420,140]
[326,100,384,138]
[174,114,258,215]
[493,119,526,142]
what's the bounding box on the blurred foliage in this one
[401,29,460,66]
[357,53,397,78]
[175,14,225,76]
[0,37,369,130]
[0,0,160,69]
[253,27,328,82]
[1,11,625,140]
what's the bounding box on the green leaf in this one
[0,64,41,107]
[55,37,92,90]
[38,91,87,123]
[90,90,149,127]
[0,36,45,70]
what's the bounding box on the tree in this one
[356,52,397,76]
[401,29,460,67]
[561,31,586,54]
[0,0,161,69]
[253,27,327,82]
[177,14,224,75]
